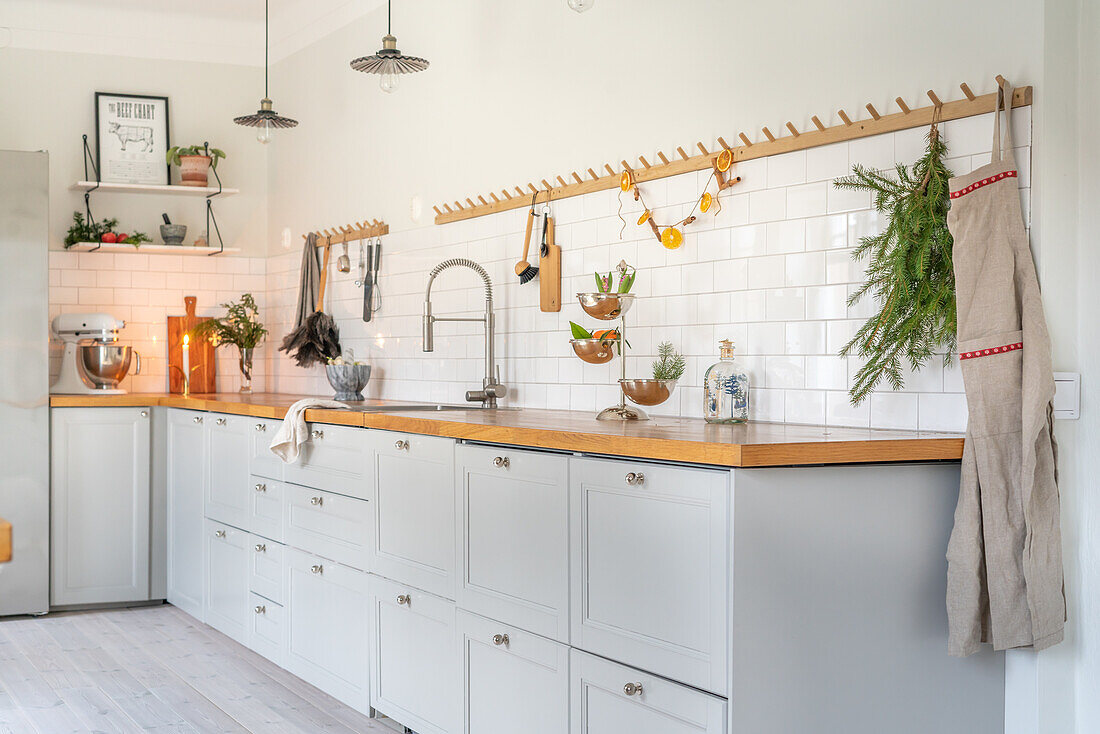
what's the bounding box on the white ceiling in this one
[0,0,386,65]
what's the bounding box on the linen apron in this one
[945,79,1064,656]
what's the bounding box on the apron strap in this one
[991,76,1017,165]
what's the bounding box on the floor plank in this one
[0,605,387,734]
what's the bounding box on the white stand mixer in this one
[51,313,135,395]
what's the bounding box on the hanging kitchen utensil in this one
[279,238,341,366]
[354,239,366,287]
[539,212,561,312]
[514,196,540,284]
[370,238,383,314]
[363,238,376,322]
[337,241,351,273]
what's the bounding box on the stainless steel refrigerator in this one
[0,150,50,615]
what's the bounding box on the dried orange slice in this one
[699,192,713,213]
[661,227,683,249]
[637,210,651,225]
[619,170,632,191]
[716,148,733,172]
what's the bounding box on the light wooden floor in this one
[0,604,388,733]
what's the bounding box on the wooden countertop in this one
[50,393,965,468]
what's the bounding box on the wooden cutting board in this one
[168,296,217,394]
[0,516,11,563]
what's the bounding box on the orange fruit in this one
[592,329,620,341]
[637,210,651,225]
[699,192,713,212]
[619,171,632,191]
[716,148,732,172]
[661,227,683,249]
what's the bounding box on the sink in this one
[340,402,518,413]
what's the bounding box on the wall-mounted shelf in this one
[70,181,239,197]
[66,242,240,256]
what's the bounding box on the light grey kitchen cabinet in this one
[204,413,250,529]
[284,484,372,570]
[248,592,286,667]
[248,417,284,481]
[456,444,569,642]
[571,649,726,734]
[248,533,286,606]
[248,475,285,543]
[369,575,458,734]
[570,458,729,695]
[166,409,207,619]
[367,430,455,598]
[457,609,569,734]
[203,518,249,643]
[283,422,371,500]
[286,548,370,711]
[50,407,151,607]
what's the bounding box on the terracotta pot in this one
[178,155,211,187]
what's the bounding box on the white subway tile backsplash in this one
[806,285,848,319]
[785,321,826,355]
[786,182,828,219]
[784,251,826,287]
[826,391,870,427]
[827,184,871,214]
[766,356,805,389]
[785,390,826,425]
[749,189,787,223]
[730,224,768,258]
[918,393,969,432]
[766,220,806,254]
[767,150,807,187]
[765,288,806,322]
[747,255,785,290]
[806,142,849,183]
[869,392,919,430]
[805,214,848,251]
[848,134,895,171]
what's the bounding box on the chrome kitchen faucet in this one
[422,258,506,408]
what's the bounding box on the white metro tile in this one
[806,285,848,319]
[748,189,787,224]
[918,392,969,432]
[943,112,991,158]
[682,262,715,294]
[747,322,785,355]
[712,259,747,291]
[750,388,785,422]
[805,355,848,390]
[805,214,848,250]
[730,290,766,322]
[827,184,871,214]
[847,209,887,246]
[806,142,849,183]
[696,228,732,262]
[869,392,919,430]
[784,251,825,287]
[747,255,785,290]
[733,158,768,193]
[696,292,732,323]
[825,249,862,284]
[784,390,826,425]
[765,288,805,321]
[848,133,895,171]
[894,126,928,164]
[767,150,807,187]
[730,224,768,258]
[785,321,826,355]
[826,391,870,427]
[786,182,828,219]
[765,356,805,389]
[766,220,806,255]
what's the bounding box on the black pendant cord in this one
[264,0,269,98]
[388,0,392,35]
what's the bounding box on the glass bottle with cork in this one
[703,339,749,423]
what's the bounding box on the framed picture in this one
[95,92,170,185]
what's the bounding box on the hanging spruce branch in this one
[835,123,955,405]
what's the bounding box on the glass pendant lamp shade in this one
[567,0,596,12]
[350,1,429,92]
[234,0,297,139]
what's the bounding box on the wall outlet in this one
[1053,372,1080,420]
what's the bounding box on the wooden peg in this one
[466,198,476,208]
[926,90,943,108]
[895,97,911,114]
[442,203,453,213]
[372,219,381,225]
[717,137,730,150]
[515,186,525,197]
[811,115,826,132]
[638,155,651,169]
[502,189,512,200]
[572,172,583,184]
[697,142,710,156]
[838,109,853,126]
[995,74,1007,87]
[587,168,599,180]
[959,83,975,101]
[865,103,881,121]
[527,183,538,194]
[478,195,489,205]
[738,132,752,147]
[454,201,464,210]
[489,193,499,203]
[554,175,566,187]
[620,160,632,172]
[657,151,669,164]
[433,206,444,216]
[762,127,776,142]
[604,163,616,176]
[676,146,689,160]
[785,122,800,137]
[541,179,553,191]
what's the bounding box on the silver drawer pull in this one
[254,605,266,615]
[394,439,409,451]
[396,594,410,606]
[310,564,323,574]
[255,423,266,432]
[254,543,266,553]
[193,416,203,424]
[140,410,148,418]
[623,682,643,696]
[625,472,645,486]
[310,429,324,440]
[214,529,226,538]
[254,483,267,492]
[491,633,510,646]
[493,456,510,468]
[216,417,227,426]
[309,496,323,506]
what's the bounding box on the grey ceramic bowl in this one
[160,224,187,246]
[326,363,371,401]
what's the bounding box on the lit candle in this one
[182,334,190,394]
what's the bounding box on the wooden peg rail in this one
[303,219,389,246]
[432,81,1032,226]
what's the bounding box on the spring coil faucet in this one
[423,258,505,407]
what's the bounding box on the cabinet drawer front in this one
[369,431,455,599]
[205,414,250,529]
[457,610,568,734]
[285,485,371,571]
[286,549,370,712]
[248,476,285,543]
[456,444,569,642]
[248,535,286,605]
[248,593,286,667]
[284,423,371,499]
[571,650,727,734]
[570,458,729,695]
[370,576,458,734]
[249,418,284,481]
[203,519,249,644]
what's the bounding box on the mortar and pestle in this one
[160,213,187,246]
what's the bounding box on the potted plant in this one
[166,142,226,187]
[191,293,267,393]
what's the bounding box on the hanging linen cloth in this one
[945,78,1064,655]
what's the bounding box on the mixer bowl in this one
[79,344,140,388]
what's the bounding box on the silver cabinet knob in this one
[493,456,510,468]
[254,605,266,614]
[309,496,323,506]
[310,564,323,574]
[193,416,203,424]
[625,472,645,486]
[214,529,226,538]
[254,483,267,493]
[491,633,510,646]
[254,543,266,552]
[623,682,643,696]
[216,417,227,426]
[140,410,148,418]
[255,423,266,432]
[310,429,324,440]
[396,594,410,606]
[394,439,409,451]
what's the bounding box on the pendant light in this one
[234,0,298,143]
[567,0,596,12]
[349,0,429,94]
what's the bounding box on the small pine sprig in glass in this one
[652,341,685,380]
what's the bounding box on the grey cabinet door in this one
[167,409,206,618]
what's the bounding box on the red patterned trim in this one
[959,342,1022,360]
[950,170,1018,199]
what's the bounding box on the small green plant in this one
[595,260,636,294]
[166,143,227,169]
[191,293,267,349]
[63,211,151,249]
[652,341,685,380]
